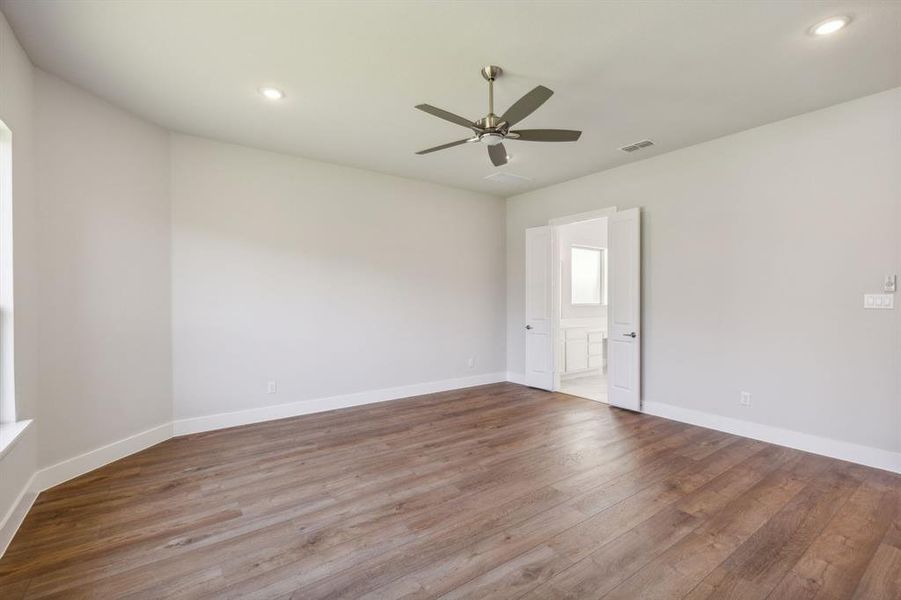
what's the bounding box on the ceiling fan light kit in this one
[415,65,582,166]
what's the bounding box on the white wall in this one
[35,70,172,468]
[508,88,901,456]
[0,9,38,540]
[171,135,506,420]
[559,218,607,322]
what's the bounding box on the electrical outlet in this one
[267,381,277,394]
[740,392,751,407]
[466,357,475,369]
[884,274,897,293]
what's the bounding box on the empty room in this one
[0,1,899,598]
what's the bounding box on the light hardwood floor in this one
[1,382,899,599]
[559,372,608,403]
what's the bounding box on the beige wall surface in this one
[507,88,901,454]
[35,70,172,468]
[170,134,506,419]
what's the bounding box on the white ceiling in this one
[2,1,899,195]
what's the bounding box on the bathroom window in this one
[571,246,605,305]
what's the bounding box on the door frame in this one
[547,207,618,393]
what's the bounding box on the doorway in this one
[524,207,641,411]
[556,218,608,402]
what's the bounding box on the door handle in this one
[623,332,637,338]
[525,324,533,330]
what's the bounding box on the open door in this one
[524,226,554,390]
[607,208,641,410]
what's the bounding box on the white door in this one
[607,208,641,410]
[524,226,554,390]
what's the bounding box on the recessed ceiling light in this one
[810,16,850,36]
[259,87,285,100]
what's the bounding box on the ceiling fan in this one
[415,65,582,167]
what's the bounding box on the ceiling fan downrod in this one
[481,65,503,118]
[480,65,504,131]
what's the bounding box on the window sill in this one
[0,419,32,461]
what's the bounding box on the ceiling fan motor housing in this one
[480,132,505,146]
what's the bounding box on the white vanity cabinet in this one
[563,327,606,374]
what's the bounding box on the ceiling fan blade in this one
[510,129,582,142]
[488,143,507,167]
[415,104,477,130]
[415,138,475,155]
[500,85,553,127]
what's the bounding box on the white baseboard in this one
[0,474,37,557]
[506,372,525,385]
[173,372,507,436]
[642,401,901,475]
[31,422,173,493]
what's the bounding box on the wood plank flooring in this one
[1,382,899,599]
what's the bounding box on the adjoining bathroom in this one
[557,217,608,402]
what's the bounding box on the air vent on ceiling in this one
[619,139,655,153]
[484,172,533,185]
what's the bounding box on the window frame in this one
[0,119,16,426]
[570,245,607,307]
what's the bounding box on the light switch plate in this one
[864,294,894,309]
